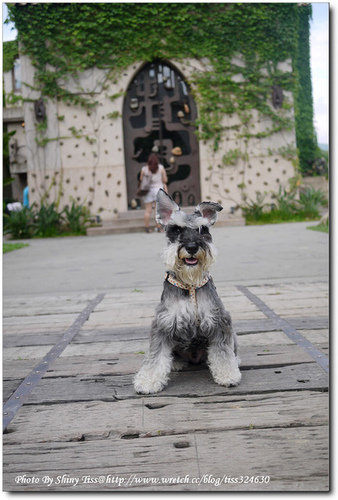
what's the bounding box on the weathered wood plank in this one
[245,282,328,294]
[3,343,320,381]
[3,340,148,362]
[3,292,96,304]
[2,282,329,494]
[241,285,329,318]
[3,345,56,362]
[3,381,24,403]
[286,316,329,330]
[3,391,328,445]
[3,324,76,335]
[238,343,321,367]
[4,329,306,365]
[244,289,328,300]
[2,303,94,318]
[256,298,328,312]
[3,313,81,327]
[2,315,328,349]
[249,294,328,304]
[3,332,71,348]
[4,322,279,348]
[3,363,328,405]
[3,426,329,491]
[298,329,328,345]
[278,308,328,318]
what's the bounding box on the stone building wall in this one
[4,55,297,220]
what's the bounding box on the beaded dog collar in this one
[164,272,210,304]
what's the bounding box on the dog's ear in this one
[156,189,180,227]
[195,202,223,226]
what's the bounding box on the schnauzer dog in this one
[134,189,241,394]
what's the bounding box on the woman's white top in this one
[142,164,165,190]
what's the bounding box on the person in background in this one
[23,185,29,208]
[139,154,168,233]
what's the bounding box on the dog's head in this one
[156,189,223,286]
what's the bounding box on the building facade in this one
[4,4,301,221]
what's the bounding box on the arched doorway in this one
[123,61,201,208]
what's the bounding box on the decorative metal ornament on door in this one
[123,61,201,208]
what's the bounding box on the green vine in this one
[7,3,300,141]
[3,39,18,73]
[294,4,318,173]
[5,3,318,210]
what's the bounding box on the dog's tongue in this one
[185,257,198,265]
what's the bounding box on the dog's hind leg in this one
[134,340,173,394]
[207,342,242,388]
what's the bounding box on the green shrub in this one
[242,185,328,225]
[64,201,91,234]
[33,202,64,237]
[273,186,297,220]
[4,207,35,239]
[297,187,328,219]
[4,201,92,238]
[241,192,268,221]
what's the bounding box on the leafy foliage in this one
[34,202,64,237]
[242,186,328,224]
[4,201,90,239]
[272,186,298,219]
[64,201,91,234]
[4,207,35,239]
[7,3,301,152]
[241,192,269,221]
[294,5,318,174]
[297,186,328,219]
[3,39,19,73]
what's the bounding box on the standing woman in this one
[140,153,168,233]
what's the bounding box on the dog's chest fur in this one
[155,279,229,351]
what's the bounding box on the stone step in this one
[86,210,245,236]
[118,206,197,220]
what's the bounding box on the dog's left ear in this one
[156,189,180,227]
[195,202,223,226]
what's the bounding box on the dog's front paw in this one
[134,380,166,394]
[208,347,242,388]
[212,367,242,388]
[133,371,167,394]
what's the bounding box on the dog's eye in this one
[172,225,182,235]
[198,225,209,235]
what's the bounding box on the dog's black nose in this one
[186,242,199,255]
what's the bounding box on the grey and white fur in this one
[133,189,241,394]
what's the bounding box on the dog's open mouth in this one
[185,257,198,266]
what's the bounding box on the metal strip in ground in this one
[237,285,329,374]
[3,293,105,432]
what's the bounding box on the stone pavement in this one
[3,221,329,492]
[3,221,329,296]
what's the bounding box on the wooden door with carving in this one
[123,61,201,208]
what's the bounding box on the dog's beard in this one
[163,242,217,287]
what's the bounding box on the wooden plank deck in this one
[3,281,329,492]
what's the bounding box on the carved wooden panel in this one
[123,61,201,208]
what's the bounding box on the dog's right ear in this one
[156,189,180,227]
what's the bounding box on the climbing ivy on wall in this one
[7,2,300,144]
[294,4,318,173]
[3,39,18,73]
[6,2,319,212]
